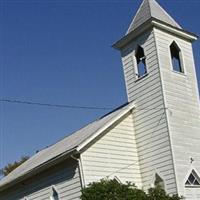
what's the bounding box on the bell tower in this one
[113,0,200,199]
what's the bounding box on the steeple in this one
[114,0,200,197]
[113,0,197,50]
[127,0,182,34]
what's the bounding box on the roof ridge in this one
[126,0,146,34]
[147,0,152,16]
[100,102,128,119]
[149,0,182,29]
[33,102,129,154]
[127,0,182,34]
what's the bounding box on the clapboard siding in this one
[120,29,177,194]
[0,158,82,200]
[154,28,200,198]
[81,113,143,188]
[185,188,200,200]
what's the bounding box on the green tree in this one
[0,156,29,176]
[81,179,147,200]
[81,179,182,200]
[148,186,182,200]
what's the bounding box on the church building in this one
[0,0,200,199]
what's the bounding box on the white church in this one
[0,0,200,199]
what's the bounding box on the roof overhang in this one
[0,148,78,192]
[113,18,198,50]
[0,102,136,192]
[77,102,135,152]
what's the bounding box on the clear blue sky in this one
[0,0,199,170]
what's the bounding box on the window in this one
[170,42,183,73]
[185,170,200,187]
[154,173,165,189]
[50,186,59,200]
[135,45,147,78]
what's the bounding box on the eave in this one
[0,148,78,192]
[0,102,135,192]
[113,18,198,51]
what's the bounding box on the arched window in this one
[135,45,147,78]
[50,186,59,200]
[170,42,183,73]
[185,170,200,187]
[154,173,165,189]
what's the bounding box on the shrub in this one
[81,179,182,200]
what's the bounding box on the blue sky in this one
[0,0,199,170]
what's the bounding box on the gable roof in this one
[127,0,182,34]
[0,102,135,191]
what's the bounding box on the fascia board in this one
[152,20,198,42]
[0,148,78,192]
[77,102,135,152]
[113,19,198,50]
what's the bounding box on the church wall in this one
[154,28,200,199]
[0,158,82,200]
[120,29,177,195]
[81,112,143,188]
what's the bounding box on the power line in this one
[0,98,167,111]
[0,97,169,179]
[0,99,114,111]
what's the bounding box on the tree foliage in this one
[0,156,29,176]
[81,179,182,200]
[148,186,181,200]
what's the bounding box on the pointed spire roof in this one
[127,0,182,34]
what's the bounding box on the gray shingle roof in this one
[127,0,182,34]
[0,102,134,190]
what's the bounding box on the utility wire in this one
[0,98,167,111]
[0,99,113,111]
[0,98,168,179]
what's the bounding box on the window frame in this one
[154,173,165,189]
[134,45,148,80]
[169,41,185,74]
[185,170,200,188]
[150,171,166,189]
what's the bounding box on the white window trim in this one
[133,45,148,80]
[169,41,186,75]
[184,168,200,188]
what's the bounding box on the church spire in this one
[113,0,197,50]
[127,0,182,34]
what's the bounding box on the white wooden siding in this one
[81,113,143,188]
[0,158,82,200]
[120,29,177,195]
[154,28,200,199]
[184,188,200,200]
